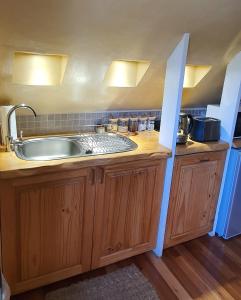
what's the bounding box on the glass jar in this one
[129,117,138,134]
[146,116,156,131]
[106,123,112,133]
[96,124,105,134]
[118,118,129,133]
[109,118,118,133]
[138,117,147,132]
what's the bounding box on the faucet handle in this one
[5,136,13,152]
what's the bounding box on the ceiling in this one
[0,0,241,113]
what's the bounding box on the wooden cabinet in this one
[0,168,95,294]
[0,159,166,294]
[164,151,226,248]
[92,160,166,268]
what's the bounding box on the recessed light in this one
[12,51,68,86]
[104,60,150,87]
[183,65,212,88]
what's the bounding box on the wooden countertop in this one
[176,139,229,156]
[0,131,229,179]
[0,132,171,179]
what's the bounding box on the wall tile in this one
[48,114,55,121]
[2,107,207,137]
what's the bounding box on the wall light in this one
[104,60,150,87]
[183,65,212,88]
[12,52,68,86]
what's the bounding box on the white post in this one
[154,33,190,256]
[206,51,241,235]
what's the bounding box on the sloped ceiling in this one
[0,0,241,113]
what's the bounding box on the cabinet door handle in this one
[133,169,145,175]
[96,167,105,184]
[88,168,95,185]
[200,158,210,163]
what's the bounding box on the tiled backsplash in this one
[13,107,206,136]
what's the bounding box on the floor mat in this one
[45,264,159,300]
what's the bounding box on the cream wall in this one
[0,0,241,113]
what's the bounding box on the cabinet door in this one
[92,160,166,268]
[0,168,95,294]
[164,151,226,248]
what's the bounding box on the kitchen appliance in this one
[154,119,160,131]
[190,117,220,142]
[234,112,241,138]
[216,148,241,239]
[176,113,193,144]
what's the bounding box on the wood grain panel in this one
[0,169,95,294]
[171,161,216,236]
[165,151,226,248]
[19,179,85,280]
[92,159,166,268]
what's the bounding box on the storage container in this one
[118,118,129,133]
[129,117,138,134]
[138,117,147,132]
[109,118,118,133]
[147,116,156,131]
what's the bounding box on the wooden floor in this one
[11,234,241,300]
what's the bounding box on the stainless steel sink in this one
[14,133,137,161]
[14,137,83,161]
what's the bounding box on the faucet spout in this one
[6,104,37,151]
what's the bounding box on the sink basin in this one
[14,133,137,161]
[14,137,83,161]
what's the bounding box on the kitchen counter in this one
[0,131,230,179]
[176,139,229,156]
[0,132,171,179]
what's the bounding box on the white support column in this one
[206,51,241,235]
[154,33,190,256]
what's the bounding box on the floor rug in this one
[45,264,159,300]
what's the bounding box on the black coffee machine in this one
[176,113,193,144]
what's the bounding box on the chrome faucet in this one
[6,104,37,151]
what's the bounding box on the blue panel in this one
[216,148,241,238]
